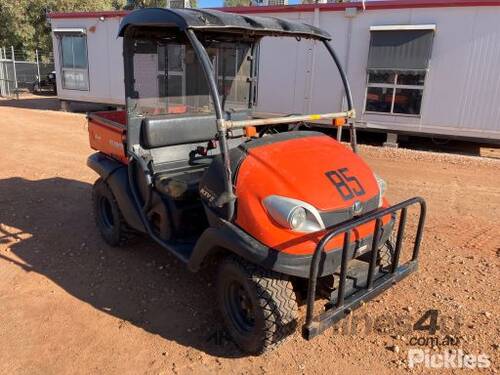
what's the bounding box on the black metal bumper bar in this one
[303,197,427,339]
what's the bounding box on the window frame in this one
[363,25,435,117]
[155,41,252,110]
[56,31,90,91]
[364,69,426,117]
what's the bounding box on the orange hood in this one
[233,132,384,254]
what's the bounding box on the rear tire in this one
[216,255,298,354]
[92,178,130,247]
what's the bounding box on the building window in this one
[366,71,425,115]
[59,33,89,91]
[365,26,435,116]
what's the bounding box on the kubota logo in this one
[352,200,363,215]
[109,140,123,150]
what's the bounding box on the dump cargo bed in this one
[88,111,128,164]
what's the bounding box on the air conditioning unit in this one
[251,0,288,5]
[166,0,190,8]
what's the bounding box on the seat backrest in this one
[141,114,218,149]
[140,111,250,149]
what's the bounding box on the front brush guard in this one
[303,197,427,339]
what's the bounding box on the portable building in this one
[48,0,500,142]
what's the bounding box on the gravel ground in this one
[359,143,500,167]
[0,96,498,374]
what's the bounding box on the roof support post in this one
[322,40,358,153]
[185,29,236,220]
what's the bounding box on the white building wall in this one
[254,6,500,140]
[50,16,125,105]
[257,11,315,114]
[49,5,500,140]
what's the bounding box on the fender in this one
[187,219,394,278]
[87,153,145,232]
[87,152,123,179]
[188,221,271,272]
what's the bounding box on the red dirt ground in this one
[0,96,498,374]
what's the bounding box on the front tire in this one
[358,238,395,271]
[216,256,298,354]
[378,239,395,271]
[92,178,130,247]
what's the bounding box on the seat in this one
[143,112,250,200]
[141,114,218,149]
[140,111,250,149]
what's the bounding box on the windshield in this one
[128,37,255,117]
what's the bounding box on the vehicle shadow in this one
[0,176,244,358]
[0,97,60,110]
[0,95,115,112]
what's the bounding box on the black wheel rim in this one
[99,196,115,230]
[224,280,255,334]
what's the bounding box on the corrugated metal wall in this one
[255,6,500,140]
[454,10,500,134]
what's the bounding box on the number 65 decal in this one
[325,168,366,201]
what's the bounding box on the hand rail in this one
[223,109,356,130]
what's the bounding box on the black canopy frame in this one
[118,7,332,40]
[120,8,356,223]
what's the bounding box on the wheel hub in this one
[226,281,255,333]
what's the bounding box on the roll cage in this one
[120,8,357,222]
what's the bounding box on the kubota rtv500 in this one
[87,8,426,354]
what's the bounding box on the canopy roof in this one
[118,8,331,40]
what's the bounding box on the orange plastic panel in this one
[88,115,128,164]
[234,134,389,255]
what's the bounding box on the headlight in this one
[289,207,307,230]
[375,174,387,207]
[262,195,325,233]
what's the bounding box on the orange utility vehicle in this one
[87,8,426,354]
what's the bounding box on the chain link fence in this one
[0,47,55,98]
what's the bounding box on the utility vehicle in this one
[31,71,57,95]
[87,8,426,354]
